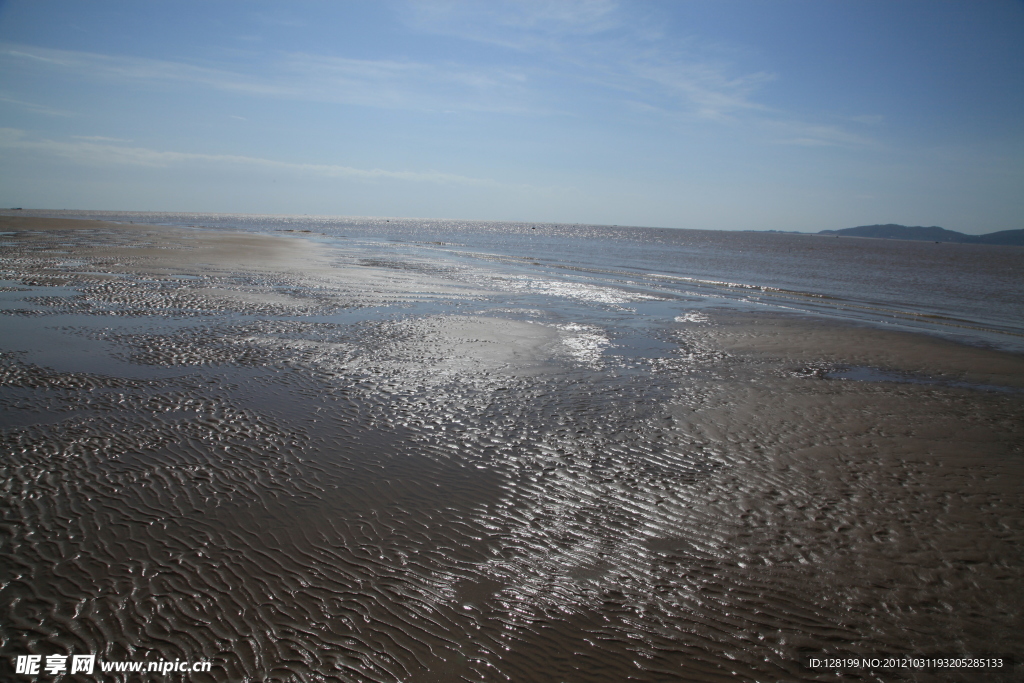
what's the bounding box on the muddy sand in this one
[1,216,1022,682]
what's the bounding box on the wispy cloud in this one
[401,0,877,145]
[763,120,879,148]
[404,0,622,48]
[0,1,878,149]
[1,43,285,96]
[584,55,776,122]
[0,93,73,116]
[402,0,772,120]
[0,42,538,114]
[274,52,536,113]
[0,128,507,186]
[71,135,132,143]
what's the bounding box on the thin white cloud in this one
[401,0,772,119]
[1,1,878,149]
[71,135,132,143]
[406,0,621,45]
[0,128,506,186]
[401,1,877,145]
[1,43,294,98]
[595,57,776,121]
[0,42,538,115]
[4,49,70,66]
[274,52,536,113]
[764,120,879,148]
[0,93,73,116]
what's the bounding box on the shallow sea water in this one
[6,210,1022,352]
[1,214,1022,682]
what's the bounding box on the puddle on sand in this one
[827,365,1022,393]
[607,331,677,359]
[0,314,215,379]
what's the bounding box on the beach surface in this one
[2,216,1022,682]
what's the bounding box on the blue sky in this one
[0,0,1021,232]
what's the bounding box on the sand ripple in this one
[2,220,1022,682]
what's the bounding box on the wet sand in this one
[2,216,1022,682]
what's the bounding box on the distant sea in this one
[4,210,1022,353]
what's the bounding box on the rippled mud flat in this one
[2,217,1022,682]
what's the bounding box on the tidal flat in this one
[1,216,1022,682]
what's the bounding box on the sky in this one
[0,0,1021,233]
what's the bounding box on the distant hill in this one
[817,224,1024,245]
[970,229,1024,246]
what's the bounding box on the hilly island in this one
[814,224,1024,245]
